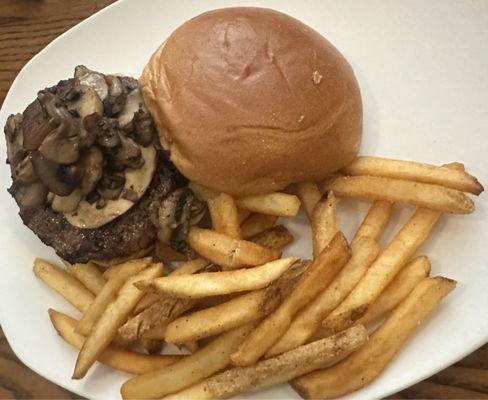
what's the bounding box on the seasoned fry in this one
[357,256,431,326]
[49,310,182,374]
[231,233,350,366]
[321,207,441,335]
[164,326,368,400]
[94,247,154,268]
[164,263,306,344]
[236,192,301,217]
[352,200,393,245]
[120,323,256,399]
[34,259,94,313]
[267,236,379,356]
[73,263,163,379]
[312,191,338,257]
[240,214,277,238]
[292,277,456,398]
[77,258,151,336]
[324,175,474,214]
[102,257,153,280]
[249,225,294,250]
[189,182,218,201]
[155,242,189,262]
[187,227,280,269]
[65,262,106,295]
[295,181,321,220]
[208,193,241,238]
[341,156,484,195]
[134,257,298,299]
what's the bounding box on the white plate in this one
[0,1,487,399]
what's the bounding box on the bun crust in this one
[141,7,362,195]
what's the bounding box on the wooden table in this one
[0,1,487,398]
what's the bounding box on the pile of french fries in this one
[34,156,482,399]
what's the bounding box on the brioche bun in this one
[140,7,362,195]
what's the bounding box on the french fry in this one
[155,242,189,262]
[324,175,474,214]
[321,207,441,335]
[295,181,321,220]
[65,262,106,295]
[231,233,350,366]
[133,293,161,315]
[292,277,456,398]
[134,257,298,299]
[189,182,218,201]
[77,258,151,336]
[164,325,368,400]
[93,247,154,268]
[312,191,338,257]
[240,214,278,238]
[140,338,164,354]
[164,263,306,344]
[182,341,199,353]
[33,259,94,313]
[207,193,241,239]
[187,227,281,269]
[120,323,256,399]
[102,257,153,280]
[237,209,251,224]
[236,192,301,217]
[249,225,294,250]
[141,323,167,340]
[352,200,393,245]
[73,263,163,379]
[48,310,182,374]
[267,236,380,356]
[357,256,431,326]
[173,258,211,275]
[341,156,484,195]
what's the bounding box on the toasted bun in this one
[140,7,362,195]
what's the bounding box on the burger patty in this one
[18,154,186,264]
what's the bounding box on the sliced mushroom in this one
[74,65,109,101]
[65,145,156,228]
[8,180,48,208]
[68,86,103,119]
[51,189,83,213]
[13,154,37,183]
[37,92,80,164]
[97,172,126,200]
[128,109,155,146]
[109,135,143,170]
[104,75,126,116]
[118,88,144,128]
[21,99,57,151]
[31,153,79,196]
[96,118,121,149]
[79,147,104,194]
[4,113,24,166]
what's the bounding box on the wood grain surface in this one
[0,1,486,399]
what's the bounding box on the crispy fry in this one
[341,156,484,195]
[102,257,153,279]
[182,341,199,353]
[77,258,151,336]
[141,323,168,340]
[321,208,441,335]
[93,247,154,268]
[120,323,256,399]
[34,259,94,313]
[65,262,106,295]
[187,227,281,269]
[164,326,367,400]
[357,256,431,326]
[189,182,218,202]
[164,262,306,344]
[173,258,211,275]
[155,242,190,262]
[236,192,301,217]
[267,236,379,356]
[295,182,321,220]
[352,200,393,245]
[73,263,163,379]
[134,257,298,299]
[240,214,277,238]
[48,310,182,374]
[133,293,161,315]
[249,225,294,250]
[312,191,338,257]
[231,233,350,366]
[208,193,241,239]
[324,175,474,214]
[140,338,163,354]
[292,277,456,398]
[237,209,251,224]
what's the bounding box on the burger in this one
[4,7,361,264]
